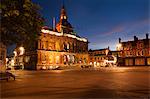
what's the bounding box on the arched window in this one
[63,43,67,51]
[141,50,144,56]
[38,40,41,49]
[72,55,75,63]
[72,43,74,51]
[46,41,48,50]
[67,43,70,50]
[41,41,44,49]
[56,56,60,64]
[63,55,67,64]
[56,42,60,51]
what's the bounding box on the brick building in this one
[89,48,110,66]
[117,34,150,66]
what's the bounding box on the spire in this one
[53,17,56,31]
[62,0,65,8]
[56,1,73,34]
[60,2,67,20]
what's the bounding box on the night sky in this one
[33,0,149,50]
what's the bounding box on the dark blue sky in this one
[33,0,149,50]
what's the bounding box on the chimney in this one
[53,17,56,31]
[146,33,149,39]
[108,46,110,50]
[134,36,138,41]
[119,38,121,43]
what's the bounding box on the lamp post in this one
[19,47,25,70]
[19,47,25,55]
[116,43,122,51]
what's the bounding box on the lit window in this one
[67,43,69,50]
[56,56,60,64]
[94,62,96,66]
[97,62,100,66]
[90,62,92,65]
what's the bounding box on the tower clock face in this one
[61,16,67,19]
[64,16,67,19]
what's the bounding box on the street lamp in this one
[13,51,17,57]
[19,47,25,55]
[19,47,25,70]
[116,43,122,51]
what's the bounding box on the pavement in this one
[1,66,150,99]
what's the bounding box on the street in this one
[1,67,150,99]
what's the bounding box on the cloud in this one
[99,18,149,36]
[88,18,149,50]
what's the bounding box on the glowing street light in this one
[90,62,92,65]
[19,47,25,55]
[6,58,8,63]
[13,51,17,56]
[116,43,122,51]
[11,59,15,66]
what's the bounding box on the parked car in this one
[14,65,22,70]
[48,66,61,70]
[6,67,11,70]
[0,72,15,81]
[81,65,92,68]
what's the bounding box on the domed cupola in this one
[56,5,73,34]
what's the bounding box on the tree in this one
[0,0,44,51]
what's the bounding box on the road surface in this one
[1,67,150,99]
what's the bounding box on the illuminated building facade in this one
[36,6,88,70]
[89,48,110,67]
[13,5,88,70]
[117,34,150,66]
[12,46,25,69]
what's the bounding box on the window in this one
[56,56,60,64]
[138,51,140,56]
[72,43,74,51]
[67,43,70,50]
[41,41,44,49]
[135,58,145,65]
[46,41,48,50]
[147,58,150,65]
[0,50,5,60]
[141,50,144,56]
[63,43,67,51]
[38,40,41,49]
[129,51,132,56]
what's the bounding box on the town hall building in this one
[13,5,89,70]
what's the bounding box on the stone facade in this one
[117,34,150,66]
[36,29,88,70]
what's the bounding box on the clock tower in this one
[56,5,73,34]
